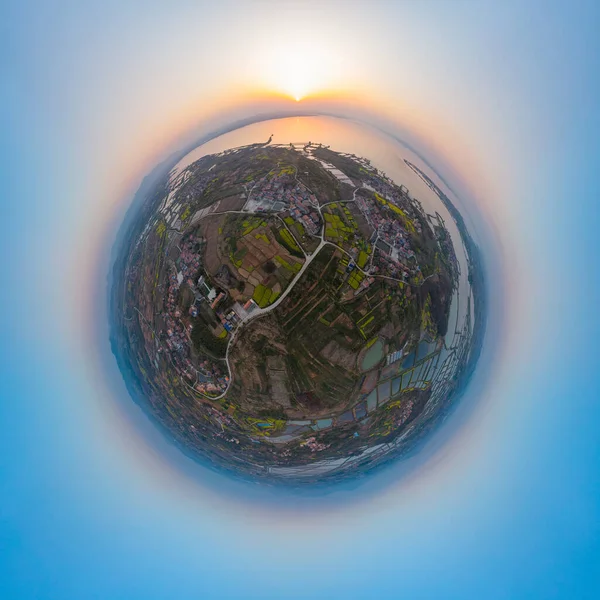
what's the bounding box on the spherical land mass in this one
[110,135,486,486]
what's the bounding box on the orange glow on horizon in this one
[81,86,503,524]
[103,83,492,246]
[99,79,492,240]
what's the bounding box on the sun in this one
[260,43,340,102]
[277,55,314,101]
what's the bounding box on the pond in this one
[362,339,384,371]
[401,352,415,369]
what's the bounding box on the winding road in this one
[169,157,434,401]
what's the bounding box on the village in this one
[143,142,458,408]
[116,138,476,484]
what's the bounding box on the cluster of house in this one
[301,436,331,452]
[177,235,203,282]
[193,369,229,397]
[288,192,321,235]
[378,219,415,262]
[253,173,299,206]
[249,173,321,235]
[215,298,259,334]
[354,191,419,281]
[364,172,423,235]
[373,247,417,282]
[204,404,237,436]
[164,271,192,356]
[160,236,229,397]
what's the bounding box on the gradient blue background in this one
[2,1,600,598]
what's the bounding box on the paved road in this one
[209,236,327,400]
[178,158,430,401]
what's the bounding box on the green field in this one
[279,228,301,253]
[252,284,280,308]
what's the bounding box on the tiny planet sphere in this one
[111,134,485,486]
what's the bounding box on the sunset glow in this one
[3,1,600,599]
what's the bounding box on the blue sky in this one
[1,1,600,598]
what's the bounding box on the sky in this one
[1,1,600,598]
